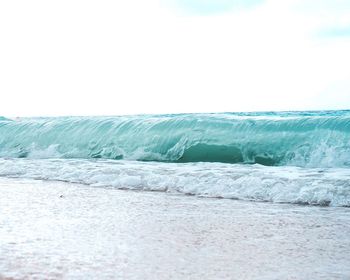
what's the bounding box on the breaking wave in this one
[1,111,349,167]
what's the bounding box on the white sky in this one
[0,0,349,117]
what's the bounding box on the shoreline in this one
[1,177,350,279]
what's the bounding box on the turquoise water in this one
[0,110,349,167]
[0,110,349,206]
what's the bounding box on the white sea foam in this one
[0,158,349,207]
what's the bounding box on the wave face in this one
[0,111,350,168]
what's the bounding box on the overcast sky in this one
[0,0,349,117]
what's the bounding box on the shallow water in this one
[0,177,349,279]
[1,158,349,207]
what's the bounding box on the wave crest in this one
[0,111,349,167]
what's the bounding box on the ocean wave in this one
[0,111,349,167]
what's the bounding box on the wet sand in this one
[0,177,349,279]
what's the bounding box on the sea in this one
[0,110,350,279]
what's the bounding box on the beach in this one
[1,0,350,276]
[1,177,349,279]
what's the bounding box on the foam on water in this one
[0,158,349,207]
[1,111,349,206]
[1,177,350,279]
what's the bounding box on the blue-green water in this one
[0,111,349,206]
[1,110,349,167]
